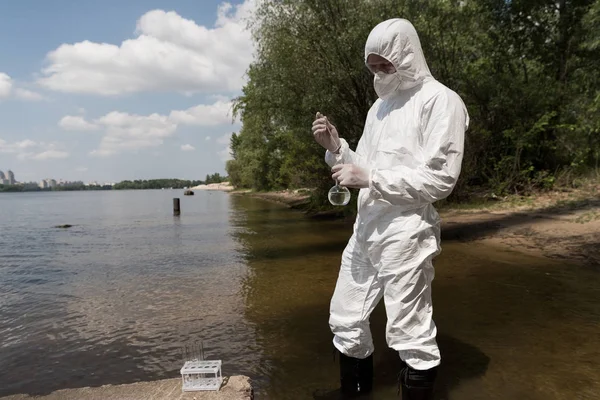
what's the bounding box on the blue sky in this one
[0,0,253,183]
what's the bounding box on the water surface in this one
[0,190,598,399]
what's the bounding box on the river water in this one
[0,190,598,399]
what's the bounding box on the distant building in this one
[7,170,15,185]
[1,170,10,185]
[40,180,49,189]
[49,179,57,188]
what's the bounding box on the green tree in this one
[227,0,600,204]
[113,179,202,190]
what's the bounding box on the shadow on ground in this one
[442,197,600,242]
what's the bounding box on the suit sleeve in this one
[324,136,368,169]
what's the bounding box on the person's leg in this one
[376,230,440,399]
[329,233,383,395]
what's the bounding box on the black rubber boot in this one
[399,364,437,400]
[339,352,373,396]
[313,352,373,399]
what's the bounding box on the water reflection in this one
[228,195,353,398]
[0,191,255,397]
[228,194,600,399]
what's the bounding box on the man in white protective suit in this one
[311,18,469,399]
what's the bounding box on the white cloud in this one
[76,166,88,172]
[30,150,69,160]
[180,144,195,151]
[59,115,100,131]
[15,139,37,149]
[218,145,233,162]
[15,88,44,101]
[0,73,13,98]
[0,73,44,101]
[217,133,233,145]
[0,138,69,160]
[90,112,177,157]
[0,139,36,153]
[38,2,256,96]
[169,101,235,126]
[0,138,11,152]
[59,98,237,156]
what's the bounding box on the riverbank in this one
[0,376,252,400]
[232,189,312,208]
[441,186,600,267]
[236,184,600,266]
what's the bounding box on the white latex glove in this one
[332,164,370,189]
[312,112,341,153]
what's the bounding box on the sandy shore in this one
[237,185,600,266]
[190,182,234,192]
[440,191,600,267]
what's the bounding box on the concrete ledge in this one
[1,376,253,400]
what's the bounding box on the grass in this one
[439,181,599,215]
[575,210,600,224]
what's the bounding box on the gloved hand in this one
[312,112,341,153]
[332,164,370,188]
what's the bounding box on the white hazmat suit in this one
[324,19,469,371]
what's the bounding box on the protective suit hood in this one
[365,19,433,96]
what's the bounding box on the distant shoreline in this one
[0,185,233,193]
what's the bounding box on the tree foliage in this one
[113,179,203,190]
[227,0,600,202]
[204,173,228,184]
[0,184,113,192]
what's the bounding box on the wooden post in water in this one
[173,198,181,216]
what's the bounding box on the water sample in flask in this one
[328,182,351,206]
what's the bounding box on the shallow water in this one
[0,190,599,399]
